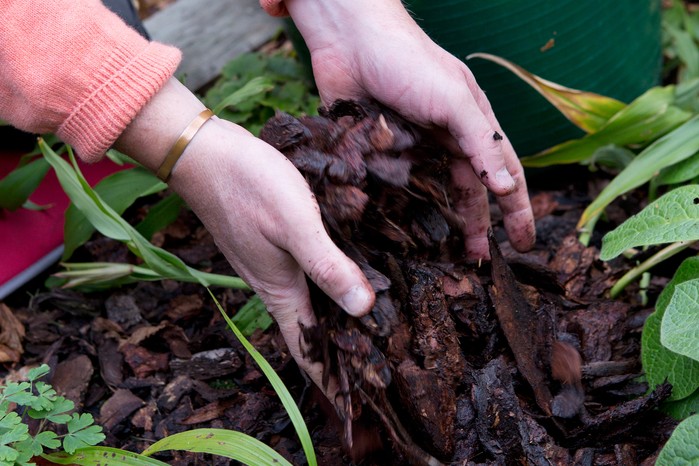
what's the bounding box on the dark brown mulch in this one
[1,103,684,465]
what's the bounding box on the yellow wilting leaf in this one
[467,53,626,134]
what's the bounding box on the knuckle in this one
[307,255,341,291]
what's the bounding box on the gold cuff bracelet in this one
[156,108,214,182]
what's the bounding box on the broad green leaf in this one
[578,114,699,230]
[522,86,691,167]
[600,185,699,260]
[0,157,50,211]
[135,194,184,240]
[63,414,105,454]
[0,445,18,463]
[63,166,166,260]
[209,290,317,466]
[661,280,699,363]
[231,295,273,337]
[0,424,28,446]
[142,429,292,466]
[656,413,699,465]
[642,257,699,401]
[212,76,275,115]
[467,53,625,133]
[656,153,699,187]
[664,387,699,420]
[44,447,169,466]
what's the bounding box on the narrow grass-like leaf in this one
[135,194,184,240]
[578,115,699,230]
[467,53,625,133]
[212,76,275,115]
[642,257,699,400]
[0,157,50,211]
[656,413,699,465]
[44,447,169,466]
[63,166,166,259]
[141,429,292,466]
[522,86,691,167]
[208,290,317,466]
[600,185,699,260]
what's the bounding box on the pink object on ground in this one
[259,0,288,17]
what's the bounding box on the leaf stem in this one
[610,240,698,298]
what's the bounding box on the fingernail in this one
[495,167,515,190]
[340,285,372,317]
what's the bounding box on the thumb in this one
[288,232,375,318]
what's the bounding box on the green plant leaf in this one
[135,194,184,240]
[661,279,699,363]
[0,424,28,447]
[26,364,50,383]
[656,152,699,187]
[522,86,691,167]
[141,429,292,466]
[14,431,60,458]
[0,413,22,433]
[1,383,33,406]
[44,447,169,466]
[212,76,275,115]
[578,115,699,231]
[231,295,273,337]
[467,53,625,133]
[209,290,317,466]
[0,445,19,463]
[29,396,74,423]
[63,414,105,454]
[29,382,58,411]
[656,413,699,464]
[642,257,699,401]
[664,387,699,420]
[63,166,166,260]
[600,185,699,260]
[0,157,50,211]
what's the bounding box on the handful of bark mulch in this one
[260,100,674,465]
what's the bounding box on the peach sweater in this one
[0,0,182,162]
[0,0,284,162]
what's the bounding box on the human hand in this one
[116,79,375,400]
[286,0,536,259]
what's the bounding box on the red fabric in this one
[0,150,125,287]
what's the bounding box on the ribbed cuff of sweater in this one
[260,0,288,17]
[57,42,181,163]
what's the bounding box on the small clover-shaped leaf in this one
[29,382,57,411]
[29,396,73,423]
[1,383,34,407]
[62,413,104,454]
[0,423,28,446]
[14,430,60,460]
[0,445,18,463]
[26,365,50,383]
[0,413,22,433]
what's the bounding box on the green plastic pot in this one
[286,1,662,156]
[405,0,663,155]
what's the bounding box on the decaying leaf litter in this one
[2,100,681,465]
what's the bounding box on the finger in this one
[285,227,375,318]
[495,158,536,252]
[440,70,516,196]
[256,268,340,402]
[450,158,492,259]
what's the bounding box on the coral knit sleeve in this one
[0,0,182,162]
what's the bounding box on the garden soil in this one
[2,100,686,465]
